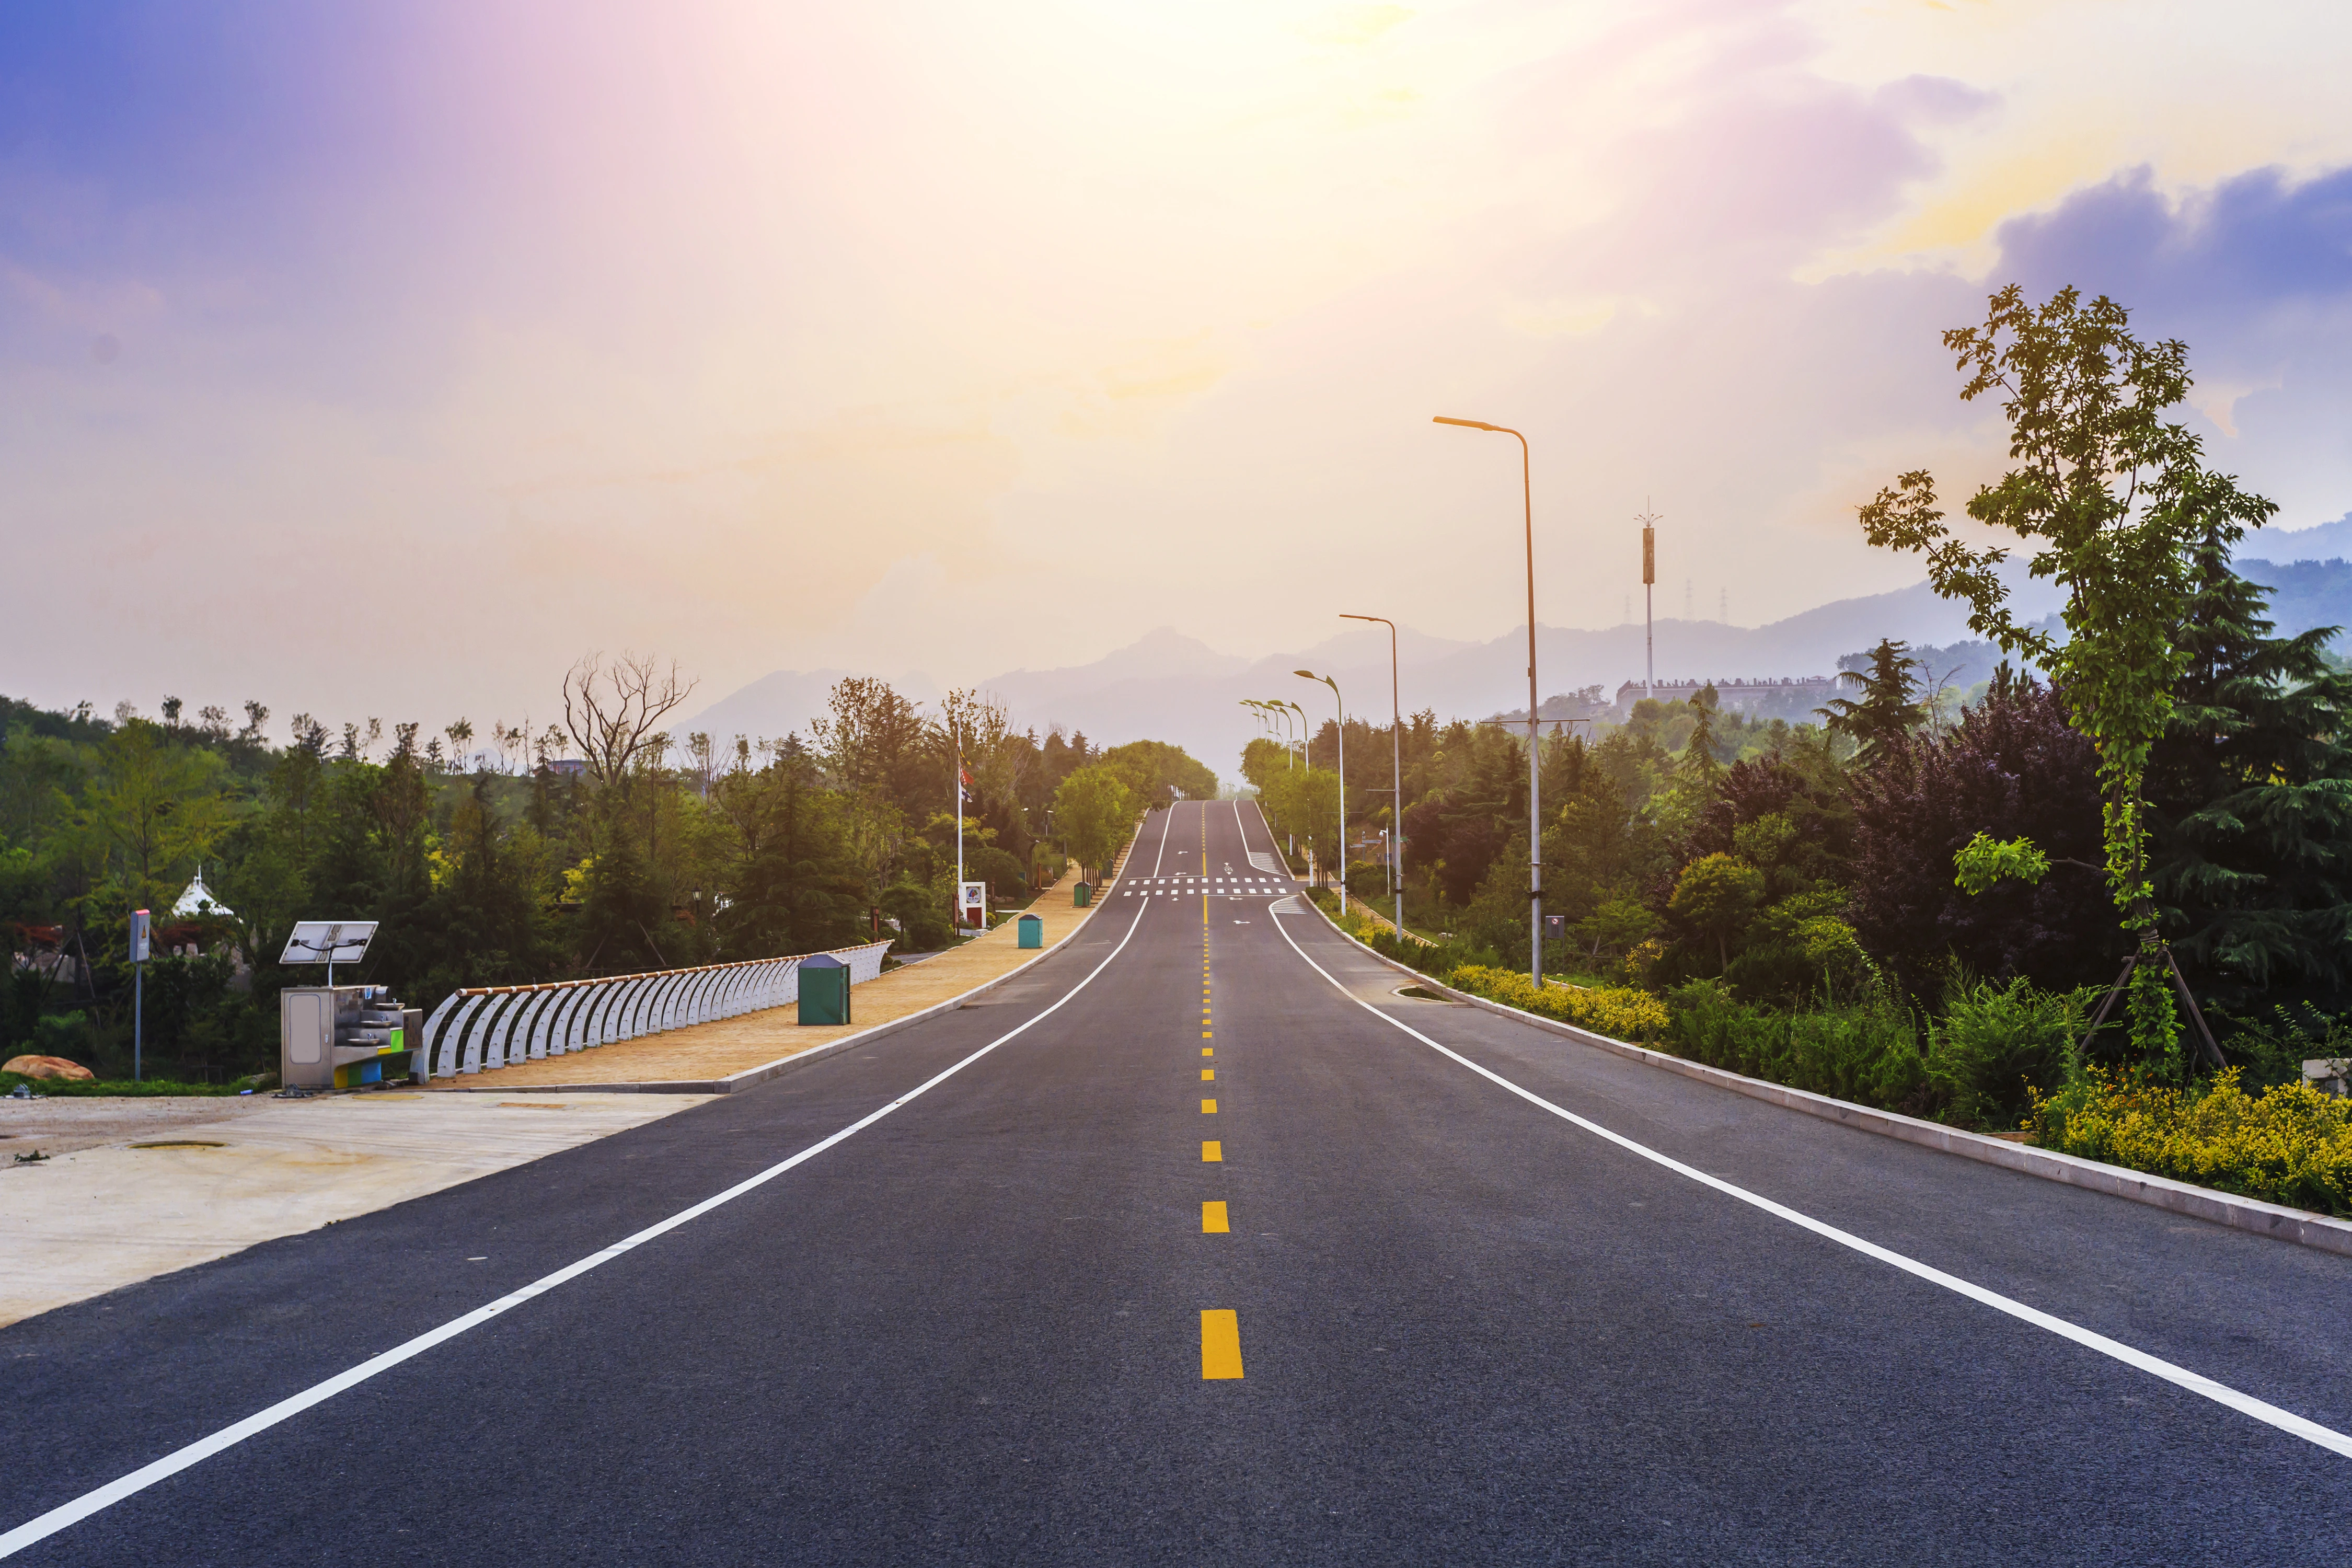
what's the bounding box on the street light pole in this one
[1296,670,1345,915]
[1341,613,1404,938]
[1435,414,1543,986]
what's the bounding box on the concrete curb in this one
[443,831,1148,1098]
[1301,898,2352,1260]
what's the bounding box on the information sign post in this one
[129,909,150,1082]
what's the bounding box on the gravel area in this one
[0,1094,281,1161]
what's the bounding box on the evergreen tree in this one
[2147,531,2352,1013]
[719,762,866,957]
[1822,639,1924,768]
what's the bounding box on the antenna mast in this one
[1636,500,1662,701]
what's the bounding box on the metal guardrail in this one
[413,940,893,1079]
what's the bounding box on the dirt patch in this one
[0,1095,276,1161]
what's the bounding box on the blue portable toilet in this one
[798,953,851,1025]
[1017,912,1044,949]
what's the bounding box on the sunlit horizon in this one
[7,1,2352,730]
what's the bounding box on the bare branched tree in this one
[563,652,698,787]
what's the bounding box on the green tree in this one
[1238,736,1288,792]
[1101,740,1218,806]
[715,762,866,958]
[1054,765,1136,882]
[1857,284,2276,1064]
[1822,639,1925,769]
[73,720,233,919]
[1669,852,1765,975]
[1260,765,1341,875]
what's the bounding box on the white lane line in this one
[0,821,1180,1562]
[1267,905,2352,1461]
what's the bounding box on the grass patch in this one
[2,1071,259,1098]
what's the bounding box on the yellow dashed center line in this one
[1191,814,1246,1380]
[1201,1309,1244,1379]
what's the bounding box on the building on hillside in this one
[1481,687,1615,735]
[1614,676,1841,721]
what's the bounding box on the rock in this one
[2,1055,96,1082]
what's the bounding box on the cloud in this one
[1979,164,2352,515]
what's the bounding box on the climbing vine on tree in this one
[1856,285,2277,1066]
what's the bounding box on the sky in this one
[5,0,2352,740]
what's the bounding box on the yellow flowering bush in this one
[1447,964,1670,1044]
[2031,1068,2352,1217]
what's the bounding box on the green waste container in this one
[1073,882,1092,907]
[1017,913,1044,949]
[798,953,851,1025]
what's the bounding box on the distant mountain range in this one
[683,512,2352,787]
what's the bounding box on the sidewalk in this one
[0,1091,710,1328]
[443,838,1139,1091]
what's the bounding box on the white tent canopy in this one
[170,867,233,920]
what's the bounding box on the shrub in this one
[1924,976,2090,1128]
[2211,1002,2352,1091]
[2031,1068,2352,1216]
[1665,979,1924,1109]
[1446,964,1670,1043]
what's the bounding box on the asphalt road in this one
[5,799,2351,1564]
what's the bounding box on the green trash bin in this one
[1017,913,1044,949]
[1073,881,1092,907]
[798,953,851,1025]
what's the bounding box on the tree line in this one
[1250,285,2352,1124]
[0,659,1212,1081]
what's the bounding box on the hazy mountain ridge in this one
[683,572,2078,783]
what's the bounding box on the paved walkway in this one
[443,840,1138,1090]
[0,1092,710,1328]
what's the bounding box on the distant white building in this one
[1615,676,1841,721]
[171,867,234,921]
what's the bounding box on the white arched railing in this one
[415,941,891,1080]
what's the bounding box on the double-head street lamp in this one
[1295,668,1345,914]
[1435,414,1544,986]
[1269,699,1301,766]
[1340,613,1404,938]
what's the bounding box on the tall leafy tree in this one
[1858,285,2276,1062]
[72,720,233,920]
[1053,765,1136,883]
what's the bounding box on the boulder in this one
[2,1054,96,1082]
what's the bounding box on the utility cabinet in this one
[798,954,851,1027]
[281,985,416,1090]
